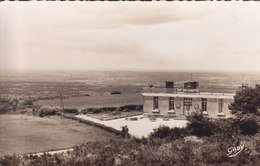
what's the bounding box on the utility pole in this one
[59,90,64,111]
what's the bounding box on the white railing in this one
[142,87,237,95]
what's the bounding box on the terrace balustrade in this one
[142,86,237,95]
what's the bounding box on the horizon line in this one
[1,68,260,74]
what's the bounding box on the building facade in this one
[142,82,236,119]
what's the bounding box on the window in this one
[184,98,192,106]
[153,96,159,110]
[218,99,225,116]
[183,98,192,111]
[202,98,207,112]
[169,97,174,110]
[218,99,223,113]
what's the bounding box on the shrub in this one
[239,117,259,135]
[63,108,79,115]
[81,107,117,114]
[149,125,189,140]
[0,154,21,166]
[213,118,234,137]
[81,105,143,114]
[117,105,143,112]
[0,105,10,114]
[110,91,121,95]
[37,106,59,117]
[187,113,217,137]
[169,127,190,140]
[1,136,260,166]
[150,125,171,139]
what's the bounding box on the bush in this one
[213,118,234,137]
[37,106,59,117]
[116,105,143,112]
[110,91,121,95]
[1,136,260,166]
[169,127,190,140]
[81,105,143,114]
[81,107,117,114]
[149,125,189,140]
[150,126,171,139]
[0,154,21,166]
[239,117,259,135]
[187,113,217,137]
[63,108,79,115]
[0,105,10,114]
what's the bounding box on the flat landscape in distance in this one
[35,93,143,109]
[0,114,120,157]
[1,71,260,101]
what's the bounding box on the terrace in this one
[142,86,238,97]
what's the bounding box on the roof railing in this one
[142,87,237,95]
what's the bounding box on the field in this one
[1,71,260,101]
[0,114,120,157]
[35,93,143,109]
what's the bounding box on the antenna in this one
[59,89,64,111]
[190,73,192,81]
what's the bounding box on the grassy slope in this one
[35,93,143,109]
[0,115,120,157]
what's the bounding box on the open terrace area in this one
[76,115,188,138]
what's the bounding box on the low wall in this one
[56,112,124,136]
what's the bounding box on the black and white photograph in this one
[0,1,260,165]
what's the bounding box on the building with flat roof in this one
[142,81,237,119]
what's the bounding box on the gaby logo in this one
[227,144,244,157]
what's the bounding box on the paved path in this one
[76,115,187,138]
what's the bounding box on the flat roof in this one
[141,92,235,99]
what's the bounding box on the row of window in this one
[154,97,200,110]
[153,97,223,113]
[153,97,224,113]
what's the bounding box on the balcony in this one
[142,86,237,96]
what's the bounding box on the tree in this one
[229,87,260,117]
[228,86,260,135]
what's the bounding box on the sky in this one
[1,2,260,73]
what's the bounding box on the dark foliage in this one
[81,105,143,114]
[229,87,260,116]
[187,113,218,137]
[0,105,11,114]
[116,104,143,112]
[228,86,260,135]
[212,118,235,138]
[2,135,260,166]
[149,125,189,141]
[62,108,79,115]
[37,106,59,117]
[110,91,121,95]
[239,117,259,135]
[149,125,171,139]
[81,107,117,114]
[0,155,21,166]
